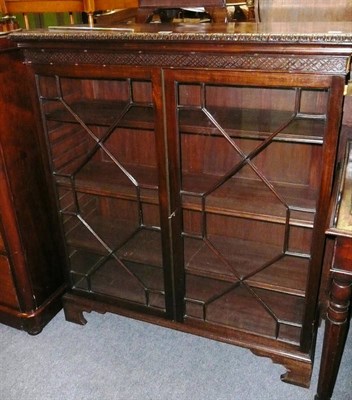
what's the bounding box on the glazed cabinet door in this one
[163,69,344,349]
[35,66,173,319]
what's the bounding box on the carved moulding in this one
[23,49,349,74]
[11,30,352,44]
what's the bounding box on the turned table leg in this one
[315,275,351,400]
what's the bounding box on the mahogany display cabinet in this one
[10,22,352,385]
[0,35,66,334]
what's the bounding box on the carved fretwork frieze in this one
[23,49,349,74]
[10,30,352,44]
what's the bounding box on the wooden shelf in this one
[67,228,164,272]
[181,172,316,226]
[184,235,308,296]
[56,161,159,204]
[69,249,165,310]
[55,160,315,226]
[185,275,304,343]
[46,100,155,129]
[179,107,326,144]
[65,211,307,298]
[45,100,325,144]
[65,216,307,339]
[65,215,140,255]
[68,226,165,309]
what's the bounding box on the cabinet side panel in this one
[0,42,65,310]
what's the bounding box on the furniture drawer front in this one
[0,255,19,309]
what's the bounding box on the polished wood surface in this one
[0,36,66,333]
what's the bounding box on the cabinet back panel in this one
[183,210,312,254]
[205,86,297,111]
[251,142,322,187]
[181,134,322,187]
[208,214,284,246]
[179,84,328,115]
[43,78,153,103]
[100,128,157,168]
[77,79,130,101]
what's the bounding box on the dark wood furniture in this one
[0,0,138,14]
[95,1,255,25]
[11,21,352,385]
[0,35,66,334]
[135,0,227,23]
[315,126,352,399]
[0,0,139,28]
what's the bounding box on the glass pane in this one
[38,74,165,312]
[177,81,325,344]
